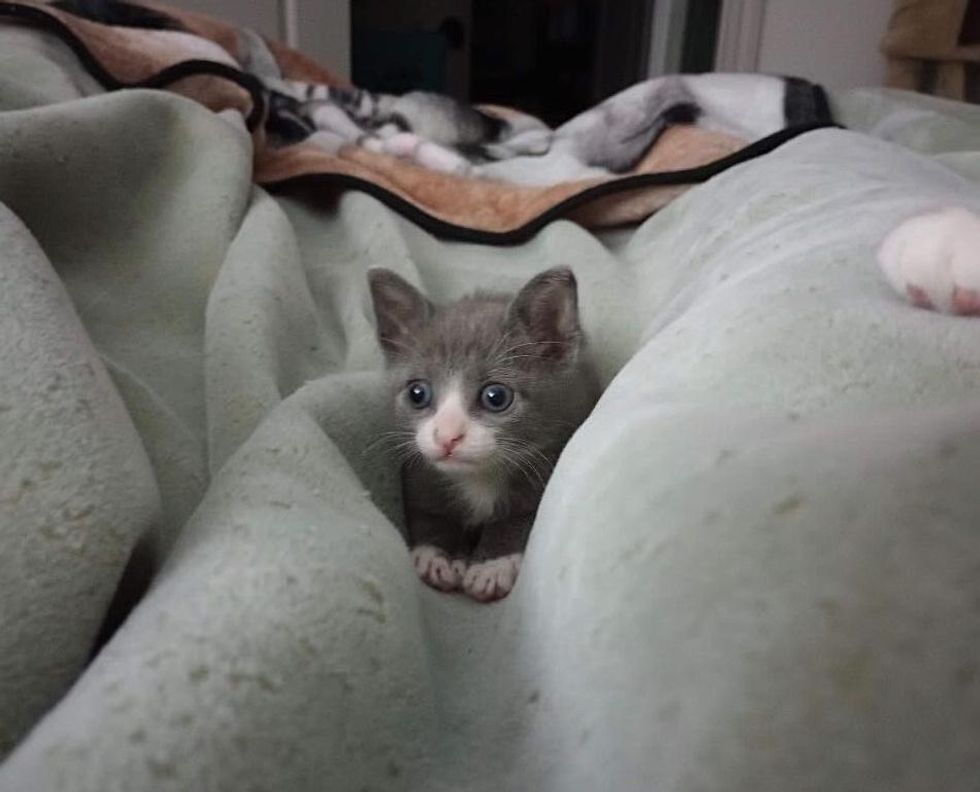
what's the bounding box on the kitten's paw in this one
[411,545,463,592]
[450,558,468,579]
[463,554,522,602]
[878,207,980,315]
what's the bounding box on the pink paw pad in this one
[952,287,980,316]
[906,284,934,309]
[879,207,980,316]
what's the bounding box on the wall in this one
[295,0,351,79]
[756,0,894,89]
[353,0,472,100]
[171,0,350,77]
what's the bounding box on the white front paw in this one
[381,132,422,158]
[878,207,980,315]
[411,545,464,592]
[462,554,522,602]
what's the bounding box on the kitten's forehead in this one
[415,295,515,370]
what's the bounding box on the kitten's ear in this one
[368,268,433,358]
[506,267,581,362]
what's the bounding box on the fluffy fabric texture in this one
[2,21,980,787]
[0,0,835,241]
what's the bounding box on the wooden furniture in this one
[881,0,980,102]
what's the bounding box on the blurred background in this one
[169,0,976,117]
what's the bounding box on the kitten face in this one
[369,268,583,482]
[400,374,522,474]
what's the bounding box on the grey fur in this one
[368,268,599,600]
[558,76,698,173]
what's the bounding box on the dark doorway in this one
[470,0,652,126]
[352,0,721,127]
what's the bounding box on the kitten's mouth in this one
[432,453,483,472]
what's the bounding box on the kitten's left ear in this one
[506,267,581,362]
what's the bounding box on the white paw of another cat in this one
[463,554,523,603]
[380,133,471,175]
[878,207,980,315]
[411,545,464,592]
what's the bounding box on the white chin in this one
[432,456,484,473]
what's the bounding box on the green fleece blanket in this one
[2,25,980,792]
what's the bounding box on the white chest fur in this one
[453,474,503,525]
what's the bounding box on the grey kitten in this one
[368,267,599,601]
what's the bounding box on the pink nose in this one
[435,430,465,456]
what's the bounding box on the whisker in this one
[494,339,569,357]
[378,335,419,356]
[496,440,552,490]
[496,446,542,490]
[363,430,415,455]
[507,439,555,471]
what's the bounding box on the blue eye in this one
[406,380,432,409]
[479,383,514,412]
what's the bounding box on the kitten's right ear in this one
[368,268,433,358]
[506,266,581,363]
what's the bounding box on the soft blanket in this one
[0,0,834,242]
[2,11,980,792]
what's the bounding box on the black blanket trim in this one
[0,1,842,246]
[269,120,841,246]
[783,76,834,127]
[0,1,267,130]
